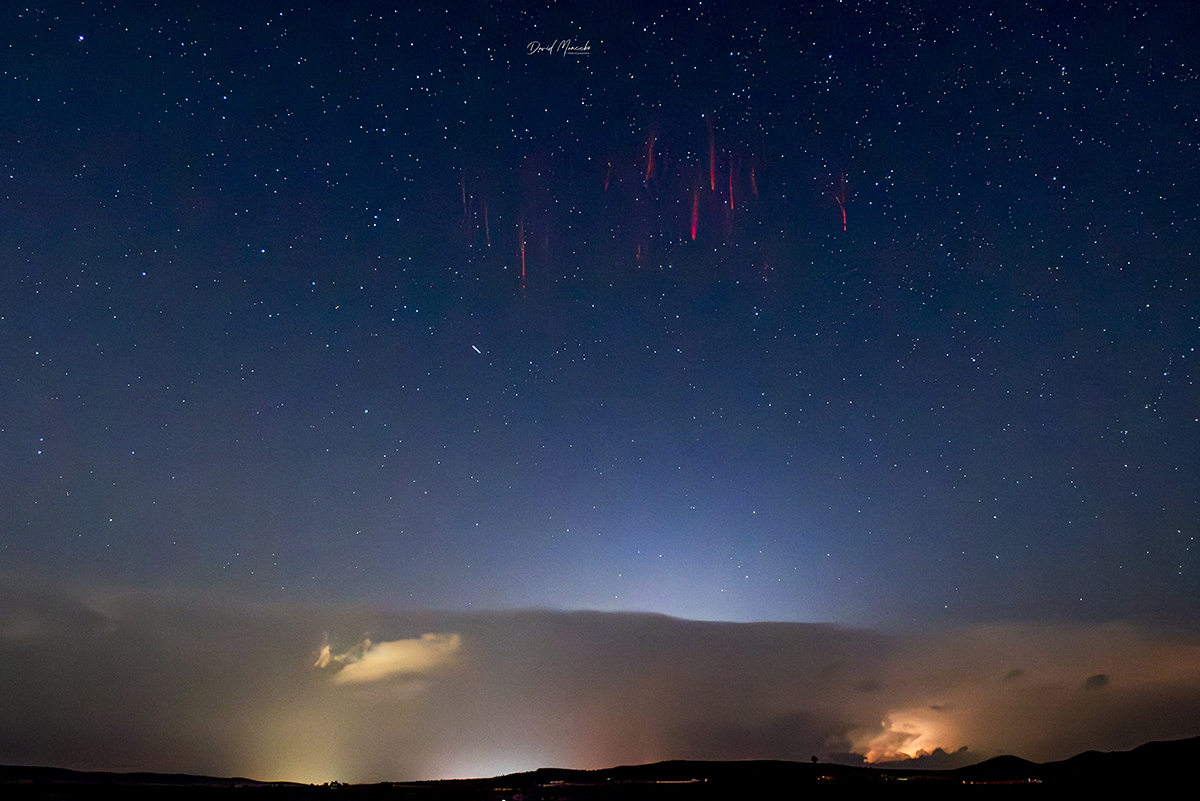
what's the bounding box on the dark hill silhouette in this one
[952,753,1041,782]
[1037,735,1200,787]
[3,735,1198,797]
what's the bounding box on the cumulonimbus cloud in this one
[2,578,1199,784]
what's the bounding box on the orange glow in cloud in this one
[857,707,959,763]
[7,582,1200,785]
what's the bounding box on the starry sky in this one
[2,0,1199,783]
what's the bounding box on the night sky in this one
[2,0,1200,783]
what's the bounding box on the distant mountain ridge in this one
[3,735,1197,797]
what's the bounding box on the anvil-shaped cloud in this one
[1,579,1198,784]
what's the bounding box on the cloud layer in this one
[1,579,1198,783]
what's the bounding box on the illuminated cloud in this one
[844,623,1200,764]
[856,707,951,763]
[1,581,1198,783]
[315,633,461,684]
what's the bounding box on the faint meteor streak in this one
[644,129,656,185]
[707,116,716,191]
[518,216,526,294]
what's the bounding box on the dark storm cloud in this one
[3,0,1197,783]
[1,579,1198,783]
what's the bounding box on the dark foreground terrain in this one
[4,736,1196,799]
